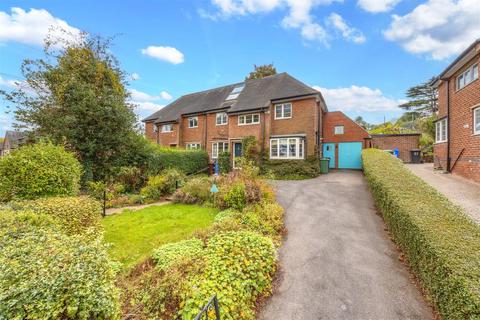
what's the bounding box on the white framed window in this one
[212,141,229,158]
[270,137,304,160]
[186,143,201,150]
[161,124,173,133]
[435,118,448,143]
[457,63,479,90]
[238,113,260,125]
[334,125,344,135]
[188,117,198,128]
[474,107,480,135]
[274,103,292,119]
[216,112,228,125]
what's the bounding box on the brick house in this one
[0,131,28,157]
[143,73,371,169]
[370,133,421,163]
[432,39,480,182]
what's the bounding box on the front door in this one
[233,142,243,168]
[323,143,336,168]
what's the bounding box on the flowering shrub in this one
[141,169,185,201]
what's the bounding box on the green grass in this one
[102,203,216,270]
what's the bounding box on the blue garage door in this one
[322,143,336,168]
[338,142,362,169]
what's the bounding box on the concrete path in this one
[105,200,169,216]
[259,171,432,320]
[406,163,480,223]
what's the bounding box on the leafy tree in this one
[369,122,416,135]
[395,111,422,130]
[1,29,141,182]
[399,77,438,115]
[354,116,370,129]
[245,64,277,80]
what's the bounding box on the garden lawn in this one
[102,203,216,270]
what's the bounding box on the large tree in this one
[399,77,438,115]
[245,64,277,80]
[0,29,141,182]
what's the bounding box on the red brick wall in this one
[158,123,179,146]
[269,97,319,156]
[145,121,157,141]
[434,48,480,182]
[323,111,370,145]
[371,134,420,162]
[206,112,230,158]
[181,115,205,148]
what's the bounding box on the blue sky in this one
[1,0,479,136]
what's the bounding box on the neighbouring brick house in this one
[432,39,480,182]
[143,73,407,170]
[0,131,28,156]
[370,133,421,163]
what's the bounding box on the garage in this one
[338,142,362,169]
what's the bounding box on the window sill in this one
[270,157,304,160]
[434,141,448,144]
[274,117,292,120]
[215,123,228,126]
[238,123,260,126]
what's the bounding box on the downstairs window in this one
[270,137,304,160]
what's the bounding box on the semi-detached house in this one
[143,73,370,169]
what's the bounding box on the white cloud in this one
[357,0,401,13]
[0,76,20,89]
[129,88,173,102]
[131,101,165,112]
[0,113,13,131]
[160,91,173,100]
[0,7,80,46]
[203,0,360,45]
[313,85,406,112]
[327,13,365,43]
[131,73,140,81]
[141,46,184,64]
[383,0,480,60]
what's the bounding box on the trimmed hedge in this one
[147,146,208,175]
[0,142,82,202]
[7,196,102,235]
[362,149,480,319]
[262,156,319,180]
[0,210,119,319]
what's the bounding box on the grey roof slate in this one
[143,73,321,123]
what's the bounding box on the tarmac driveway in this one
[259,171,432,320]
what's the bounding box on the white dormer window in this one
[188,117,198,128]
[161,124,173,133]
[226,85,244,101]
[216,112,228,125]
[274,103,292,119]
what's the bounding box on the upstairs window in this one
[186,143,201,150]
[274,103,292,119]
[188,117,198,128]
[216,112,228,125]
[212,142,228,158]
[238,113,260,125]
[457,63,478,90]
[474,107,480,135]
[435,118,447,143]
[334,125,344,135]
[161,124,173,133]
[226,85,244,101]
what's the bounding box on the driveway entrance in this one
[259,171,432,320]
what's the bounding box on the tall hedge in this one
[362,149,480,319]
[0,210,119,319]
[0,142,82,202]
[147,146,208,176]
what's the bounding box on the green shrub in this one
[214,208,239,223]
[222,182,247,211]
[0,141,82,202]
[362,149,480,319]
[172,177,212,204]
[147,146,208,176]
[152,239,204,271]
[218,151,231,174]
[262,156,319,180]
[241,202,284,243]
[0,210,119,319]
[141,169,185,201]
[181,231,276,320]
[7,196,102,235]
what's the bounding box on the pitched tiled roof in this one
[143,73,322,124]
[4,131,28,149]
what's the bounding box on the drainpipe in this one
[446,79,451,172]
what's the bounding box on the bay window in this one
[270,137,304,159]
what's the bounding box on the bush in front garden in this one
[172,176,212,204]
[152,238,204,271]
[362,148,480,319]
[147,146,209,176]
[218,151,231,174]
[262,156,319,180]
[0,141,82,202]
[0,210,119,319]
[181,231,276,320]
[8,196,102,235]
[141,169,186,201]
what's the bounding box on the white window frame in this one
[474,107,480,135]
[334,125,344,135]
[435,118,448,143]
[274,103,292,119]
[238,113,260,126]
[269,137,304,160]
[161,124,173,133]
[457,63,479,90]
[153,125,158,133]
[212,141,229,159]
[216,112,228,126]
[186,143,201,150]
[188,116,198,128]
